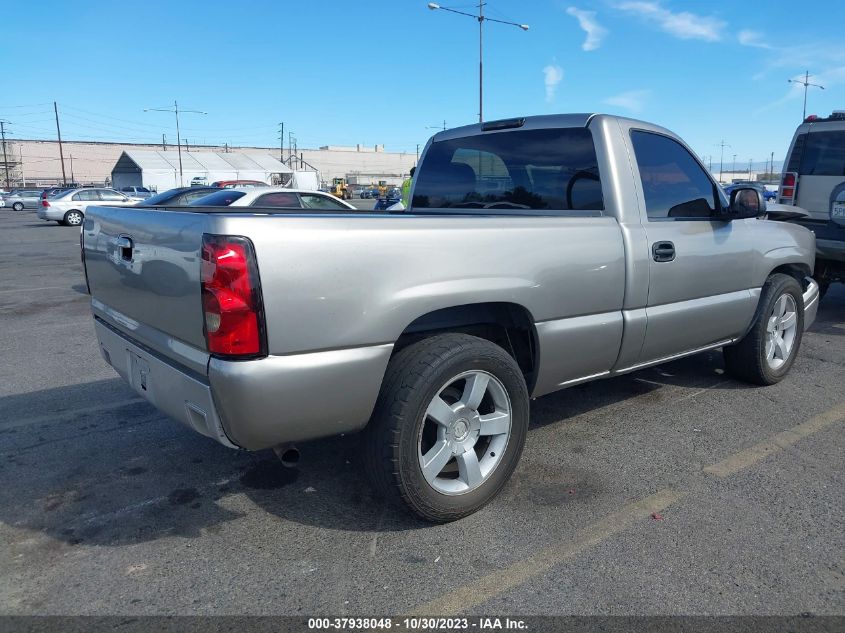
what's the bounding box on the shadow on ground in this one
[0,342,751,549]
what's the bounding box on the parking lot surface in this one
[0,210,843,616]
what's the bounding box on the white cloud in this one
[566,7,608,51]
[738,29,771,49]
[603,89,651,113]
[615,1,725,42]
[543,63,564,102]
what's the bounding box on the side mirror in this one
[729,187,766,219]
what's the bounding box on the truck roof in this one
[429,113,673,142]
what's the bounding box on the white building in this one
[111,150,292,192]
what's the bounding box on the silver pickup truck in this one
[82,114,820,522]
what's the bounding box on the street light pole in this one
[427,2,529,123]
[144,101,206,187]
[788,71,825,121]
[717,140,731,183]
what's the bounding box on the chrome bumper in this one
[803,277,820,331]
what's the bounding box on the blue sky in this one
[2,0,843,168]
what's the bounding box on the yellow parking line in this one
[407,488,685,616]
[703,402,845,478]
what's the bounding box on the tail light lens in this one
[779,171,797,204]
[201,234,266,358]
[41,199,50,207]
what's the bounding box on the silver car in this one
[38,188,136,226]
[3,188,44,211]
[119,186,154,201]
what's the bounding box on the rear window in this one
[412,127,603,213]
[253,192,301,207]
[799,130,845,176]
[188,191,247,206]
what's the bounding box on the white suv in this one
[778,111,845,297]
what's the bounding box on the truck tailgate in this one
[83,206,208,371]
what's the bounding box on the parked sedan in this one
[3,188,44,211]
[188,187,357,211]
[38,188,136,226]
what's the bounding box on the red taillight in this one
[200,234,266,358]
[41,199,50,207]
[779,172,797,204]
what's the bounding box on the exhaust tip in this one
[273,444,300,468]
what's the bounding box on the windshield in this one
[142,188,188,205]
[188,190,247,206]
[412,127,603,212]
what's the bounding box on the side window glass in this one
[98,190,126,201]
[631,130,718,220]
[299,194,349,210]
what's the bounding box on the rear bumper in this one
[94,318,393,451]
[803,277,819,330]
[95,319,237,448]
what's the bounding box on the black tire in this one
[363,333,529,522]
[12,202,24,211]
[63,210,84,226]
[723,273,804,385]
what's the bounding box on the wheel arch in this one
[392,302,539,393]
[768,262,812,290]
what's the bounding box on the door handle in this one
[116,235,133,261]
[652,241,675,262]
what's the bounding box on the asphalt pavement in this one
[0,209,843,617]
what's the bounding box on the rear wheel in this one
[363,334,529,522]
[12,202,23,211]
[724,273,804,385]
[63,210,84,226]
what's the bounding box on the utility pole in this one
[162,133,167,150]
[0,120,10,190]
[69,154,74,184]
[54,102,67,185]
[288,131,294,165]
[416,144,420,164]
[185,139,190,152]
[278,122,284,162]
[732,154,737,174]
[770,151,775,179]
[144,101,206,186]
[749,158,753,177]
[788,71,825,121]
[717,140,731,183]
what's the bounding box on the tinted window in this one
[182,189,218,204]
[142,188,184,205]
[412,128,603,212]
[631,131,719,220]
[299,194,350,210]
[799,130,845,176]
[188,190,246,206]
[253,192,302,208]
